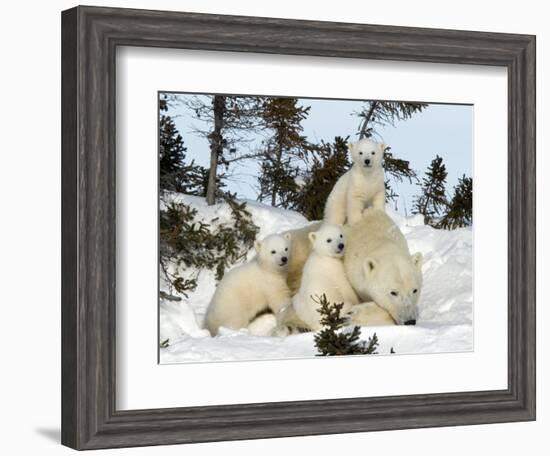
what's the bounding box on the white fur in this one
[347,301,395,326]
[247,313,278,336]
[344,208,423,325]
[292,225,359,331]
[283,222,321,294]
[205,233,292,335]
[324,139,386,225]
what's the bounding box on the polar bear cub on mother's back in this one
[205,233,292,336]
[324,139,386,225]
[292,224,359,331]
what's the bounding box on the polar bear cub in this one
[205,233,292,335]
[324,139,386,225]
[292,224,359,331]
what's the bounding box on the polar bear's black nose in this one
[281,256,288,263]
[338,243,344,250]
[404,319,416,326]
[364,158,371,165]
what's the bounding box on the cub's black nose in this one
[281,256,288,263]
[338,243,345,250]
[404,319,416,326]
[364,158,371,165]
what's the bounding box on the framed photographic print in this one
[61,5,536,450]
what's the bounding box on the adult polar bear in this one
[284,209,423,326]
[344,208,423,325]
[324,139,386,225]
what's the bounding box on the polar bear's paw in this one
[247,313,278,336]
[348,302,395,326]
[275,305,313,336]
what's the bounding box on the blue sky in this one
[165,94,472,215]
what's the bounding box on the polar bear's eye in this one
[413,289,418,294]
[285,247,288,251]
[359,151,363,155]
[271,250,276,254]
[339,234,343,238]
[371,151,375,155]
[327,239,332,243]
[390,291,398,296]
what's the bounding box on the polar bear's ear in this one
[363,258,378,277]
[347,142,355,152]
[284,233,292,241]
[411,252,423,270]
[308,232,317,244]
[254,240,262,253]
[380,143,388,152]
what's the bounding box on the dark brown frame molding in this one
[61,5,536,450]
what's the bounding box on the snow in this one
[159,195,472,363]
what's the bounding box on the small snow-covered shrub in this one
[313,294,379,356]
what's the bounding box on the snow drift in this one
[159,194,473,364]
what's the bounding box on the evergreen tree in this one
[383,147,417,204]
[159,198,259,295]
[182,95,265,205]
[413,155,449,226]
[258,97,315,208]
[159,94,262,296]
[355,101,426,204]
[159,96,206,195]
[313,294,379,356]
[294,136,351,220]
[356,101,428,139]
[438,175,473,229]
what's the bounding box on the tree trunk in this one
[270,179,277,207]
[206,95,225,205]
[358,101,378,139]
[270,146,282,207]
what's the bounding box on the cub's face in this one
[255,233,291,271]
[349,139,385,171]
[362,253,423,325]
[309,224,346,259]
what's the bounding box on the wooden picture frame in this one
[61,5,536,450]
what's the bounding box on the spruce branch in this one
[313,294,380,356]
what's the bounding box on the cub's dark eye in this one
[327,239,332,243]
[371,151,375,155]
[390,291,398,296]
[359,151,363,155]
[339,234,343,238]
[271,250,276,254]
[413,289,418,294]
[285,247,288,251]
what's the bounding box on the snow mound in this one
[164,193,310,240]
[160,196,472,363]
[159,299,210,344]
